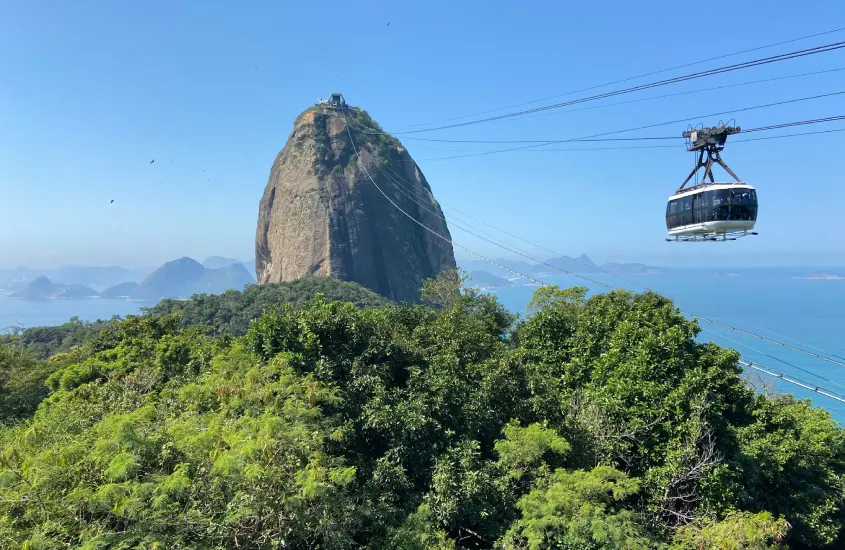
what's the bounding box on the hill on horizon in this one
[6,258,256,301]
[131,257,255,300]
[0,265,152,290]
[457,254,666,280]
[10,277,99,299]
[202,256,244,270]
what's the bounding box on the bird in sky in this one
[110,199,114,203]
[386,22,390,26]
[150,159,155,164]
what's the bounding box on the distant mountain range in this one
[1,258,256,293]
[0,265,152,291]
[457,254,666,281]
[6,257,256,301]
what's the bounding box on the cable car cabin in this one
[666,183,758,240]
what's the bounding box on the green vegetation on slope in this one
[1,316,113,359]
[146,276,388,336]
[0,271,842,548]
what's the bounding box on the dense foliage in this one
[0,271,842,548]
[145,277,387,336]
[1,316,112,359]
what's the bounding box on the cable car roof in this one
[668,182,755,201]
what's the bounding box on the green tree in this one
[420,268,467,309]
[500,466,652,550]
[146,276,387,336]
[734,395,845,547]
[671,511,789,550]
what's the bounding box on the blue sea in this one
[0,297,150,331]
[489,267,845,422]
[1,268,844,421]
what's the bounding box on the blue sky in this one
[1,0,844,269]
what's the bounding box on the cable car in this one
[666,124,758,242]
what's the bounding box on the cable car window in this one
[714,205,757,221]
[680,199,693,224]
[731,189,752,205]
[709,189,731,206]
[666,200,678,215]
[666,214,677,229]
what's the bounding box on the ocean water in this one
[489,267,845,422]
[1,268,844,421]
[0,296,151,330]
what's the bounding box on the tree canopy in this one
[145,276,388,336]
[0,271,842,548]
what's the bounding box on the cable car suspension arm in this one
[678,125,743,191]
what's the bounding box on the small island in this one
[467,270,513,290]
[10,277,99,299]
[793,271,845,280]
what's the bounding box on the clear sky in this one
[1,0,844,269]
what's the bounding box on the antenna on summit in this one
[316,93,347,110]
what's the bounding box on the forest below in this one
[0,272,843,549]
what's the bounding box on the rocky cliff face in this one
[255,103,456,302]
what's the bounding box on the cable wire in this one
[699,326,845,394]
[694,316,845,368]
[740,360,845,404]
[397,41,845,134]
[341,111,548,287]
[358,104,845,145]
[398,27,845,130]
[408,91,845,161]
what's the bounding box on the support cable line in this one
[749,325,845,362]
[694,316,845,369]
[359,66,845,140]
[496,67,845,125]
[395,41,845,134]
[354,128,845,373]
[739,360,845,404]
[457,127,845,153]
[401,91,845,161]
[699,327,845,394]
[398,27,845,130]
[740,115,845,134]
[356,108,845,145]
[733,127,845,143]
[409,127,845,154]
[456,120,845,154]
[340,111,547,287]
[370,160,613,289]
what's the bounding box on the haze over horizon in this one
[2,1,844,270]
